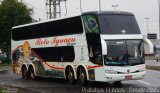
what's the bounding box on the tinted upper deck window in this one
[98,15,141,34]
[12,16,83,41]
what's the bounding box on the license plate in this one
[125,75,132,80]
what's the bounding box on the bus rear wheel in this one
[29,67,36,80]
[79,68,88,86]
[22,66,29,80]
[67,67,76,84]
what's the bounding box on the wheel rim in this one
[80,72,85,83]
[79,68,87,85]
[68,70,74,82]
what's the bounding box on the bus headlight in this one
[105,70,117,74]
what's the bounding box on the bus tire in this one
[66,66,76,84]
[29,66,36,81]
[78,67,88,86]
[22,66,29,80]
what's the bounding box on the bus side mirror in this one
[101,39,107,55]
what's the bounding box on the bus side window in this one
[59,46,75,62]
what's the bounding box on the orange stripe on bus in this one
[11,45,23,54]
[87,65,103,69]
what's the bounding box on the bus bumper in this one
[105,71,146,82]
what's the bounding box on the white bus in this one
[11,11,145,85]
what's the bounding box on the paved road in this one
[0,69,160,93]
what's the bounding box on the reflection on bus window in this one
[105,40,144,66]
[98,15,141,34]
[89,45,102,65]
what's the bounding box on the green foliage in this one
[0,0,33,44]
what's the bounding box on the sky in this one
[22,0,160,39]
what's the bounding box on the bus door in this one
[88,42,106,81]
[83,15,105,81]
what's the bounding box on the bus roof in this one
[12,11,134,29]
[82,11,134,16]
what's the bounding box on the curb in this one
[0,84,41,93]
[146,65,160,71]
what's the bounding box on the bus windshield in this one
[105,40,144,66]
[98,15,141,34]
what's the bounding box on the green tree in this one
[0,0,33,63]
[0,0,33,44]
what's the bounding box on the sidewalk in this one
[145,60,160,71]
[0,84,40,93]
[145,60,160,66]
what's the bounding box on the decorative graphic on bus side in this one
[23,41,31,59]
[12,41,65,78]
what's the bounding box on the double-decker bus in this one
[11,11,145,85]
